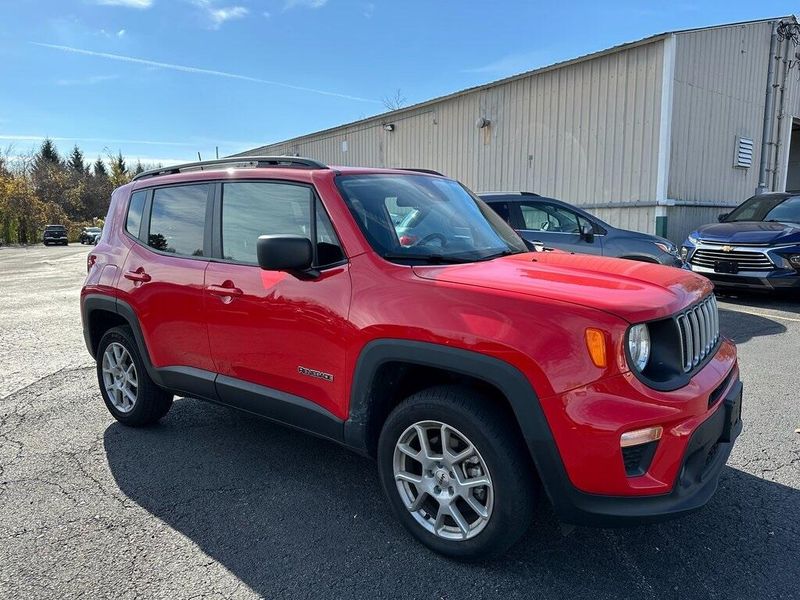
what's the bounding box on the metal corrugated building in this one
[237,17,800,243]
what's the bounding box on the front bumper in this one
[689,267,800,290]
[528,337,742,526]
[555,379,742,526]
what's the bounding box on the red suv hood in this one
[413,252,711,323]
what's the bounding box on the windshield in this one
[725,195,800,223]
[337,174,528,263]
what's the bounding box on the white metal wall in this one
[242,39,668,234]
[668,20,800,204]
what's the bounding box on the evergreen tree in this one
[134,160,144,175]
[35,138,61,167]
[93,157,108,178]
[68,145,86,175]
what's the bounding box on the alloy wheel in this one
[392,420,494,541]
[101,342,138,413]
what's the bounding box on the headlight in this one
[627,324,651,372]
[687,235,698,245]
[655,242,678,255]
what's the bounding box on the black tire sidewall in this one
[96,326,170,425]
[377,387,535,559]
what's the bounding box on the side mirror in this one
[256,235,315,277]
[718,213,729,223]
[580,223,595,243]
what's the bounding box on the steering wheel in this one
[416,233,448,247]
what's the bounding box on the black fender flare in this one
[343,339,573,507]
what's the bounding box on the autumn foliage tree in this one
[0,139,158,244]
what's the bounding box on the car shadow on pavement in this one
[104,399,799,599]
[718,307,786,343]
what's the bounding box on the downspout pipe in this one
[757,21,780,195]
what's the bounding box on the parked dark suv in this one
[81,157,741,559]
[43,224,68,246]
[481,192,683,266]
[681,192,800,290]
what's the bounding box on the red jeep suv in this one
[81,157,743,559]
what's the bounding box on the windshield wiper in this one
[382,253,472,264]
[474,249,521,261]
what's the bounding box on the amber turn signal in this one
[620,426,663,448]
[584,328,607,368]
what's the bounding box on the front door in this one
[204,181,352,420]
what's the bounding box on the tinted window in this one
[222,182,312,263]
[148,185,209,256]
[126,191,146,238]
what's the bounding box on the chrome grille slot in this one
[690,248,774,271]
[676,295,720,373]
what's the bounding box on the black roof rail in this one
[396,168,445,176]
[132,156,328,182]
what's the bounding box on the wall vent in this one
[734,136,754,169]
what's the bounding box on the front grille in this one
[676,295,720,373]
[690,247,774,271]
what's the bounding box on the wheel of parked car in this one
[96,326,173,426]
[377,385,536,559]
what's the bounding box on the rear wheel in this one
[96,326,172,426]
[377,385,535,559]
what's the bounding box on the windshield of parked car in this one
[337,174,528,263]
[724,195,800,223]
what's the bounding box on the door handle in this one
[207,282,243,298]
[124,269,151,283]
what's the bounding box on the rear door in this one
[117,183,214,373]
[204,180,352,420]
[512,200,603,255]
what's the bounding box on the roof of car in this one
[131,156,445,184]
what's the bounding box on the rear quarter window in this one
[125,191,146,238]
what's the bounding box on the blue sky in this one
[0,0,796,166]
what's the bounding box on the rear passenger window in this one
[148,184,209,256]
[221,182,312,264]
[126,191,146,238]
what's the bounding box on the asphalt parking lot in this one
[1,244,798,599]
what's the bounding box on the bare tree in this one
[381,88,407,111]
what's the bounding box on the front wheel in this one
[377,385,536,559]
[96,326,173,426]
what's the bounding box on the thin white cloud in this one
[191,0,248,29]
[0,134,195,147]
[31,42,380,103]
[0,133,265,148]
[362,2,374,18]
[94,0,153,8]
[56,74,120,86]
[117,29,126,37]
[462,51,551,76]
[284,0,327,9]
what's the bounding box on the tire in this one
[377,385,536,560]
[96,326,173,426]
